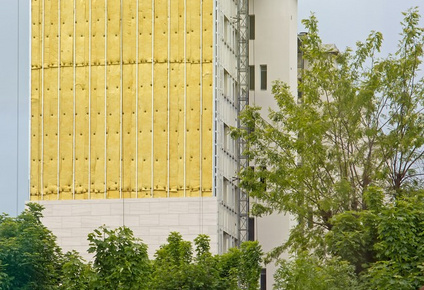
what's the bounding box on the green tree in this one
[273,252,358,290]
[233,7,424,289]
[239,241,263,290]
[87,226,151,289]
[0,260,11,289]
[150,232,193,289]
[1,203,263,289]
[328,189,424,289]
[150,232,263,290]
[0,203,63,290]
[60,251,94,290]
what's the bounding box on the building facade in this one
[31,0,297,287]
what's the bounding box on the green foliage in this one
[274,252,358,290]
[239,241,263,290]
[150,232,194,289]
[360,191,424,289]
[87,226,151,289]
[150,232,263,290]
[0,203,63,290]
[1,203,263,290]
[234,7,424,289]
[215,248,241,290]
[60,251,94,289]
[0,261,11,289]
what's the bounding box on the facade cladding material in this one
[31,0,297,286]
[31,0,214,200]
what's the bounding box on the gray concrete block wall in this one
[38,197,219,260]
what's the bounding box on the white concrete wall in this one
[38,197,219,260]
[250,0,298,289]
[250,0,298,115]
[214,0,243,253]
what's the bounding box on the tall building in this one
[31,0,297,287]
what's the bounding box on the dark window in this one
[249,65,255,90]
[248,217,255,241]
[260,65,267,90]
[260,268,266,290]
[259,165,267,190]
[249,15,255,40]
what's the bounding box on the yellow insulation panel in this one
[137,62,152,197]
[153,63,168,198]
[58,66,73,199]
[31,0,41,200]
[60,0,73,65]
[169,63,183,197]
[202,62,213,193]
[91,0,106,66]
[30,70,40,199]
[122,64,136,198]
[90,64,107,199]
[106,64,121,199]
[74,66,89,200]
[42,68,58,200]
[31,0,213,200]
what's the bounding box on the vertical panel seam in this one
[88,0,92,199]
[72,0,76,199]
[151,0,154,197]
[183,0,187,197]
[41,0,45,200]
[119,0,123,199]
[57,0,61,200]
[135,0,139,198]
[200,0,203,232]
[167,0,170,198]
[104,0,108,199]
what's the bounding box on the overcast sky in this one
[0,0,423,215]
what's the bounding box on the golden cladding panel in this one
[169,63,184,197]
[122,64,136,198]
[74,66,89,200]
[42,68,58,200]
[154,0,167,62]
[105,65,120,198]
[202,0,213,61]
[186,0,200,62]
[31,0,214,200]
[91,0,106,65]
[58,66,74,198]
[30,69,40,199]
[90,65,106,199]
[202,62,213,194]
[186,63,201,197]
[139,0,152,62]
[45,0,59,67]
[60,0,73,65]
[75,0,89,66]
[31,0,41,68]
[107,0,120,64]
[122,1,136,63]
[137,62,152,197]
[153,63,168,197]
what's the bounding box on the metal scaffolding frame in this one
[236,0,249,245]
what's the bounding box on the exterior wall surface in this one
[249,0,298,288]
[31,1,298,284]
[39,197,219,259]
[214,0,241,253]
[31,0,214,200]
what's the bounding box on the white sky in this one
[0,0,423,215]
[299,0,423,56]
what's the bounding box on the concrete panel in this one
[37,197,219,260]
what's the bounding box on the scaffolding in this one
[237,0,249,245]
